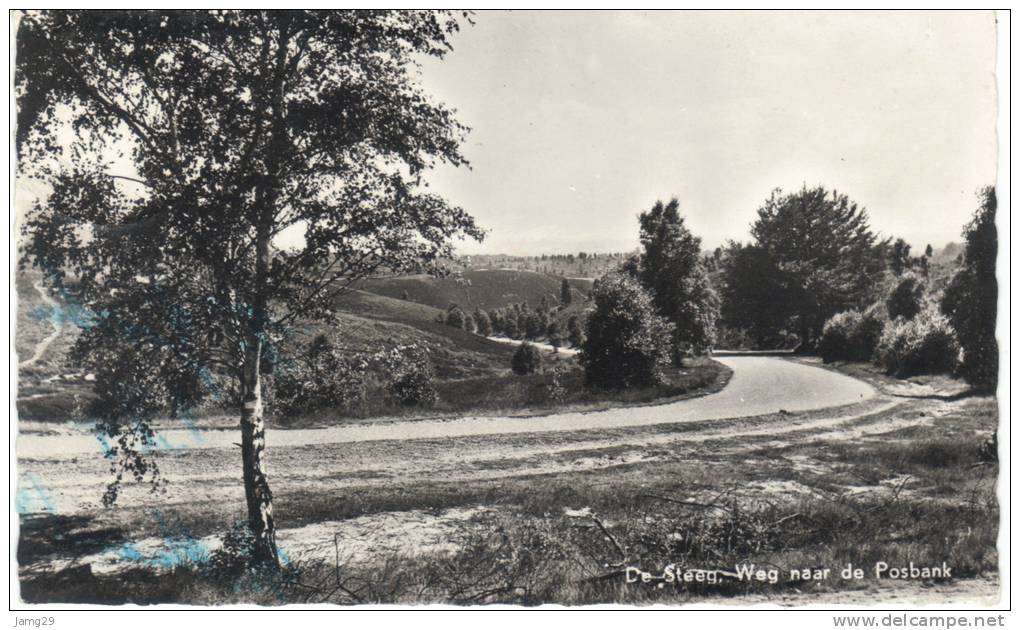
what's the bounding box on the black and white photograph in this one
[10,8,1008,616]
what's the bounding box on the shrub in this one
[874,307,960,377]
[273,334,368,416]
[512,342,543,375]
[545,362,568,402]
[489,309,504,335]
[474,309,493,337]
[387,348,438,407]
[205,521,257,580]
[546,320,562,348]
[504,317,520,340]
[567,315,585,348]
[445,307,466,330]
[580,273,673,389]
[818,305,885,362]
[886,272,925,320]
[464,314,476,334]
[525,311,546,340]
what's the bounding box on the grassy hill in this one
[16,269,92,420]
[328,290,516,379]
[14,273,522,421]
[357,269,592,312]
[18,268,738,426]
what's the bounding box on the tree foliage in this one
[719,241,797,348]
[567,315,584,348]
[889,238,913,277]
[387,346,439,407]
[941,186,998,390]
[738,185,886,349]
[627,198,719,359]
[886,272,925,321]
[473,308,492,337]
[580,274,673,389]
[273,333,369,416]
[511,342,542,376]
[17,9,480,566]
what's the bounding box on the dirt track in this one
[18,282,62,369]
[17,356,875,457]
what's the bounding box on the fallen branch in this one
[639,493,734,512]
[579,569,627,584]
[769,512,803,527]
[589,515,627,566]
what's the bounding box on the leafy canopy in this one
[580,274,673,389]
[743,185,885,346]
[941,186,997,390]
[18,10,484,415]
[626,198,719,358]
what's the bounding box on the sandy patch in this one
[22,506,489,577]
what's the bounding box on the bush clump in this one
[580,273,673,389]
[886,272,925,321]
[511,342,543,376]
[273,334,367,416]
[445,306,466,330]
[818,305,885,363]
[874,307,960,377]
[387,347,439,407]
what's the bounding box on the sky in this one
[415,10,999,256]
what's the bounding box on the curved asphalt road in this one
[18,356,875,458]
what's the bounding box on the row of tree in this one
[816,188,997,389]
[442,300,586,349]
[576,185,997,393]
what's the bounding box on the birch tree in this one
[16,9,482,567]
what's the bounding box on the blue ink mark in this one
[278,546,291,567]
[94,432,115,457]
[103,509,212,569]
[16,473,57,514]
[177,408,205,446]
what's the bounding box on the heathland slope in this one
[357,269,591,312]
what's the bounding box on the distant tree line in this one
[437,298,585,349]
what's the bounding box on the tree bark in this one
[240,344,280,568]
[798,312,812,352]
[236,19,292,570]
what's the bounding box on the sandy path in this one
[18,356,875,454]
[17,356,874,458]
[486,336,579,355]
[18,282,63,369]
[17,396,907,515]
